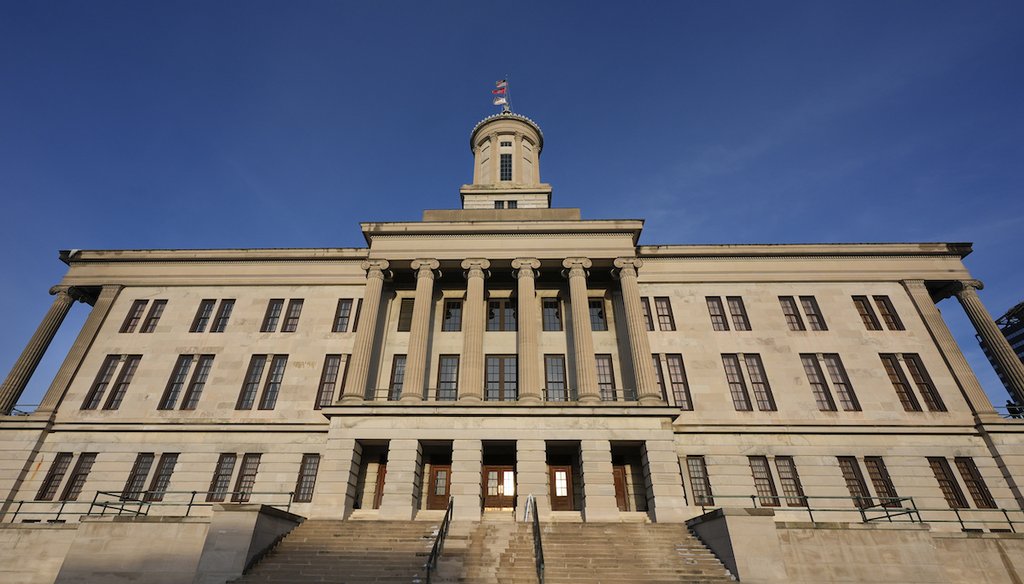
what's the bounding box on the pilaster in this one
[579,439,619,522]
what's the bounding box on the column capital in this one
[932,279,985,301]
[461,258,491,280]
[410,258,440,280]
[562,257,592,279]
[49,285,98,306]
[360,259,391,280]
[512,257,540,279]
[612,257,643,278]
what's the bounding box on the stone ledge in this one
[775,520,931,531]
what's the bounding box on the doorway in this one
[611,442,649,513]
[546,441,582,512]
[353,441,389,510]
[482,441,517,510]
[420,441,454,511]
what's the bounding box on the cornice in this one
[637,242,972,259]
[61,248,369,265]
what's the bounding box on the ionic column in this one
[954,280,1024,404]
[401,259,439,402]
[490,132,500,182]
[514,258,542,403]
[902,280,995,415]
[341,260,390,402]
[459,259,490,402]
[513,131,524,185]
[563,258,599,403]
[0,286,93,414]
[614,258,664,405]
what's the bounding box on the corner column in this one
[514,258,542,403]
[0,286,94,414]
[563,258,599,403]
[341,260,390,402]
[401,259,439,401]
[614,258,664,405]
[954,280,1024,404]
[459,259,490,402]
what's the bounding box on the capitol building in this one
[0,109,1022,583]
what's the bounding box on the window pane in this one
[211,299,234,333]
[880,354,921,412]
[232,453,262,502]
[652,354,666,401]
[294,454,321,503]
[159,355,194,410]
[686,456,714,506]
[903,354,945,412]
[800,354,836,411]
[544,355,567,402]
[146,453,178,502]
[706,297,729,331]
[442,301,463,332]
[389,355,407,401]
[721,354,752,411]
[261,299,284,332]
[542,299,562,331]
[35,453,73,501]
[727,296,751,331]
[316,355,343,409]
[436,355,459,401]
[873,296,904,331]
[207,453,237,502]
[955,457,996,509]
[589,299,608,331]
[749,456,780,506]
[654,297,676,331]
[778,296,805,331]
[104,354,142,410]
[666,354,692,410]
[500,153,512,181]
[853,296,882,330]
[837,456,872,508]
[82,355,121,410]
[823,354,860,411]
[60,453,97,501]
[799,296,827,331]
[190,300,216,333]
[140,300,167,333]
[236,355,268,410]
[595,354,616,401]
[181,355,215,410]
[775,456,807,507]
[120,300,148,333]
[640,298,654,331]
[281,299,303,333]
[122,453,155,500]
[258,355,288,410]
[864,457,900,508]
[928,457,968,509]
[744,354,776,411]
[332,299,353,333]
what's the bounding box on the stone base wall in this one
[0,524,77,584]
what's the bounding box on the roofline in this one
[637,242,973,258]
[59,248,369,265]
[469,111,545,152]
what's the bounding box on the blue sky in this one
[1,1,1021,406]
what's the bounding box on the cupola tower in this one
[460,111,553,209]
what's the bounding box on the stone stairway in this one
[539,523,736,584]
[456,521,538,583]
[231,520,438,583]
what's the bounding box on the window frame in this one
[388,354,407,401]
[441,300,463,332]
[544,354,568,402]
[727,296,751,331]
[190,300,216,333]
[542,299,563,332]
[281,299,303,333]
[665,354,692,410]
[654,297,676,331]
[332,299,354,333]
[799,296,827,331]
[485,354,518,401]
[260,299,284,333]
[779,296,806,331]
[120,300,148,333]
[139,300,167,333]
[486,299,517,332]
[706,297,730,331]
[436,354,460,401]
[294,454,321,503]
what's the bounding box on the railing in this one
[424,497,453,584]
[524,494,544,584]
[695,494,1024,532]
[993,405,1024,420]
[4,490,295,523]
[8,404,40,416]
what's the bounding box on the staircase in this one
[231,520,438,584]
[540,523,736,584]
[458,521,538,583]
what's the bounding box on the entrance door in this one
[549,465,574,511]
[426,465,451,510]
[613,465,629,512]
[372,463,387,509]
[483,465,516,508]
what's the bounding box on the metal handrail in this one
[8,404,40,416]
[527,494,544,584]
[424,497,453,584]
[4,490,295,523]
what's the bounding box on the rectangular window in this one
[837,456,872,508]
[396,298,415,332]
[485,355,518,401]
[261,299,284,332]
[823,354,860,411]
[800,354,837,411]
[294,454,321,503]
[799,296,827,331]
[706,297,730,331]
[955,457,996,509]
[853,296,882,330]
[595,354,616,401]
[122,453,155,500]
[351,298,362,332]
[665,354,692,410]
[686,456,714,506]
[210,300,234,333]
[316,355,345,409]
[231,454,261,503]
[146,453,178,502]
[35,452,73,501]
[727,296,751,331]
[903,354,945,412]
[544,355,567,402]
[181,355,214,410]
[775,456,807,507]
[82,355,121,410]
[487,299,517,331]
[722,354,752,411]
[494,200,505,209]
[139,300,167,333]
[864,457,900,508]
[880,354,922,412]
[332,299,354,332]
[281,299,303,333]
[654,297,676,331]
[508,200,518,209]
[389,355,407,401]
[104,354,142,410]
[207,453,237,502]
[652,354,666,401]
[500,153,512,181]
[436,355,460,401]
[779,296,805,331]
[542,299,563,331]
[744,354,777,411]
[159,355,194,410]
[928,457,969,509]
[640,297,654,332]
[258,355,288,410]
[190,300,216,333]
[442,300,463,332]
[589,299,608,331]
[236,355,268,410]
[873,296,905,331]
[749,456,780,507]
[120,300,148,333]
[59,453,97,501]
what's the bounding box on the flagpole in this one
[504,75,511,112]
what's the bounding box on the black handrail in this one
[529,494,544,584]
[5,490,296,523]
[424,497,453,584]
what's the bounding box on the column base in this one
[578,394,601,405]
[638,395,666,406]
[338,395,365,404]
[517,395,542,405]
[399,393,423,403]
[458,394,483,403]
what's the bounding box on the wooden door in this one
[482,465,515,508]
[613,465,629,512]
[549,465,574,511]
[426,465,451,510]
[372,463,387,509]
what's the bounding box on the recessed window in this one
[508,200,518,209]
[665,354,692,410]
[315,354,348,409]
[500,153,512,181]
[542,299,562,331]
[436,355,460,401]
[487,299,517,331]
[596,354,616,401]
[494,201,505,209]
[544,355,567,402]
[260,299,285,332]
[686,456,714,506]
[294,454,321,503]
[389,355,407,401]
[654,297,675,331]
[442,300,463,332]
[485,355,518,401]
[139,300,167,333]
[332,299,354,333]
[589,299,608,331]
[397,298,415,332]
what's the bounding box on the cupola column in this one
[459,259,490,401]
[563,258,600,403]
[614,258,665,404]
[513,132,524,184]
[489,132,500,183]
[401,259,440,401]
[514,258,542,403]
[340,260,390,402]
